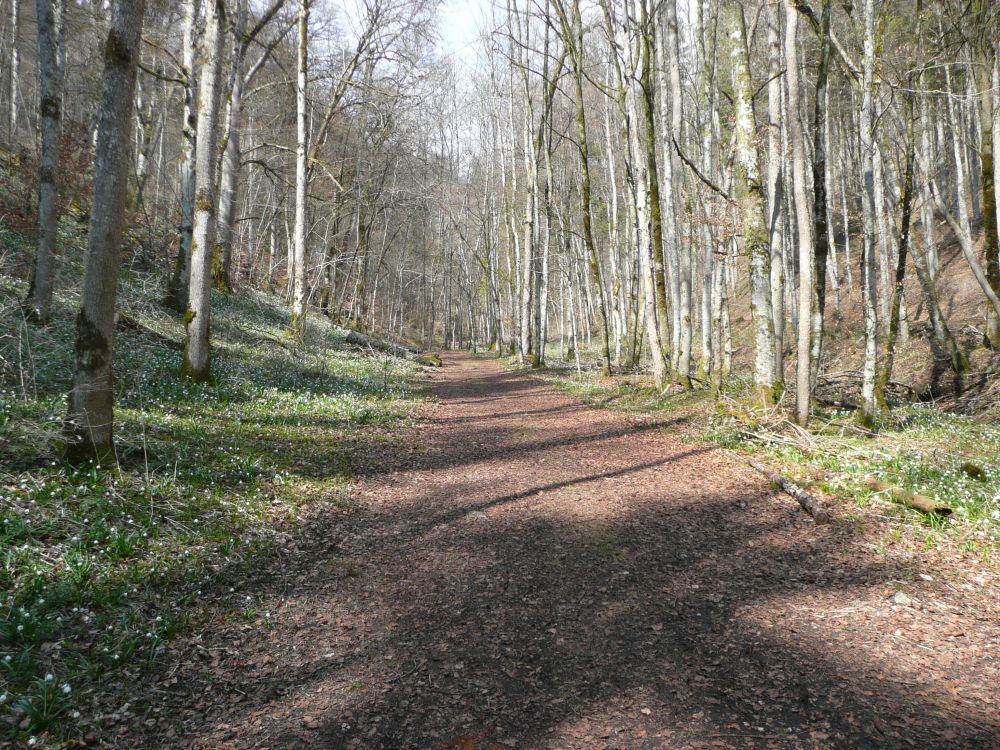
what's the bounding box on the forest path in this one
[166,353,999,749]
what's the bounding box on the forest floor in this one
[117,352,999,750]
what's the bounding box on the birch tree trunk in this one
[25,0,66,324]
[64,0,145,463]
[181,0,226,380]
[290,0,310,335]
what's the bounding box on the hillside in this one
[1,178,425,744]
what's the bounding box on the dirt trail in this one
[147,353,999,749]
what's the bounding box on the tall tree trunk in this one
[555,0,612,375]
[928,63,1000,331]
[660,0,690,386]
[628,75,666,387]
[290,0,310,335]
[214,0,246,293]
[638,0,671,382]
[859,0,880,424]
[165,0,200,312]
[181,0,226,380]
[8,0,19,142]
[809,0,832,391]
[729,1,777,405]
[25,0,66,324]
[766,1,785,384]
[876,70,917,406]
[64,0,145,463]
[785,1,813,426]
[975,22,1000,345]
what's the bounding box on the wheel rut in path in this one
[169,353,1000,750]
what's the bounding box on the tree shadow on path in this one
[157,354,1000,750]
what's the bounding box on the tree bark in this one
[181,0,226,380]
[165,0,200,312]
[64,0,146,463]
[554,0,612,375]
[858,0,880,424]
[809,0,832,393]
[214,0,246,294]
[25,0,66,324]
[661,0,690,386]
[638,0,672,382]
[975,24,1000,345]
[729,1,777,405]
[289,0,310,335]
[8,0,19,142]
[785,1,814,426]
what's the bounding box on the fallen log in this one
[750,461,831,523]
[344,329,416,358]
[863,479,952,516]
[416,353,443,367]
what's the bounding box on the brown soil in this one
[129,353,999,749]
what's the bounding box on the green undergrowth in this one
[1,219,423,746]
[536,365,999,560]
[709,397,999,558]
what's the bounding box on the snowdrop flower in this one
[62,683,71,694]
[45,673,54,682]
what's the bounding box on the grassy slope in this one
[0,219,424,746]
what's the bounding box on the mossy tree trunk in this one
[182,0,226,381]
[25,0,66,324]
[808,0,832,397]
[64,0,145,464]
[728,0,777,406]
